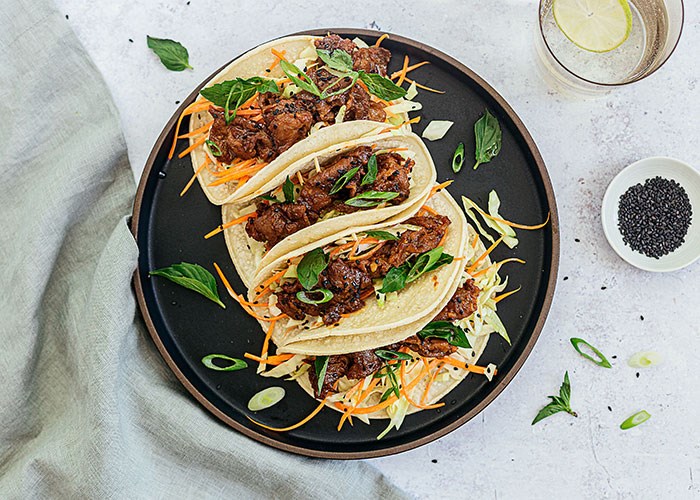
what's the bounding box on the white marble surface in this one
[55,0,699,498]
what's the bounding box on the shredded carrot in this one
[254,266,290,297]
[384,147,409,153]
[396,55,410,87]
[467,235,504,275]
[258,320,278,368]
[168,100,212,159]
[240,92,259,109]
[401,77,445,94]
[180,156,210,197]
[248,398,327,432]
[213,263,287,322]
[400,360,445,410]
[441,357,497,376]
[348,241,386,261]
[374,34,389,47]
[419,204,438,216]
[390,61,430,80]
[177,134,207,159]
[204,212,257,239]
[329,240,359,257]
[337,378,380,430]
[210,158,257,177]
[471,258,525,279]
[359,287,376,301]
[421,361,444,404]
[178,120,213,139]
[471,234,480,249]
[437,229,449,248]
[347,237,380,260]
[234,108,262,116]
[470,203,551,230]
[244,352,295,365]
[429,180,454,198]
[382,116,421,132]
[207,161,266,186]
[270,48,287,62]
[494,286,522,304]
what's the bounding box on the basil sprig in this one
[317,49,354,72]
[345,190,399,208]
[282,176,295,203]
[201,354,247,371]
[364,230,398,241]
[149,262,225,308]
[296,288,334,305]
[452,142,465,173]
[473,109,502,170]
[146,36,193,71]
[200,77,279,124]
[570,338,612,368]
[379,247,454,294]
[280,60,323,96]
[296,248,329,290]
[357,71,406,100]
[532,371,578,425]
[417,321,470,349]
[314,356,330,395]
[375,350,412,361]
[361,154,378,186]
[329,166,360,195]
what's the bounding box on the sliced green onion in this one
[201,354,248,371]
[248,386,286,411]
[329,166,360,195]
[345,190,399,208]
[375,349,412,361]
[296,288,333,304]
[628,351,662,368]
[205,139,222,157]
[452,142,465,173]
[620,410,651,430]
[314,356,330,394]
[570,338,612,368]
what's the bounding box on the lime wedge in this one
[553,0,633,53]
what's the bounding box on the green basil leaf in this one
[205,139,222,157]
[199,77,279,109]
[364,230,398,241]
[358,71,407,100]
[345,190,399,208]
[297,248,329,290]
[282,176,295,203]
[452,142,465,173]
[473,109,502,170]
[570,338,612,368]
[361,154,378,186]
[146,36,193,71]
[316,49,354,72]
[531,402,565,425]
[406,247,444,283]
[314,356,330,395]
[379,387,395,402]
[560,370,572,406]
[329,166,360,195]
[375,350,413,361]
[417,321,471,349]
[280,60,321,97]
[201,354,247,371]
[424,252,454,274]
[258,194,280,203]
[150,263,225,308]
[378,263,409,294]
[296,288,334,304]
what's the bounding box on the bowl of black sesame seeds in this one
[602,157,700,272]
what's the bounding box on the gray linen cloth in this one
[0,1,408,497]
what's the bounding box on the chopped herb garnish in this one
[146,36,193,71]
[150,262,225,308]
[296,288,334,304]
[532,371,578,425]
[620,410,651,430]
[364,230,399,241]
[375,350,413,361]
[296,248,329,290]
[473,109,502,170]
[357,71,407,100]
[200,77,279,124]
[282,176,296,203]
[201,354,247,371]
[570,338,612,368]
[316,49,354,73]
[314,356,330,395]
[361,154,378,186]
[418,321,470,348]
[379,247,453,294]
[329,166,360,195]
[345,190,399,208]
[205,139,222,157]
[452,142,465,173]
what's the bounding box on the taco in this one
[254,224,507,438]
[242,189,468,353]
[183,33,421,205]
[220,132,436,286]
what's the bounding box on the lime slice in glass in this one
[553,0,633,53]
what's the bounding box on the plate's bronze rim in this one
[131,28,559,460]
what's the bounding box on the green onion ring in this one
[201,354,248,371]
[570,337,612,368]
[248,387,286,411]
[452,142,465,173]
[296,288,334,304]
[205,139,222,157]
[375,349,412,361]
[620,410,651,430]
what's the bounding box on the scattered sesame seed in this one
[563,276,568,281]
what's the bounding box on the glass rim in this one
[537,0,685,87]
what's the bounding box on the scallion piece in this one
[627,351,662,368]
[570,338,612,368]
[620,410,651,430]
[375,349,412,361]
[205,139,222,157]
[452,142,465,173]
[296,288,334,304]
[248,387,286,411]
[201,354,247,371]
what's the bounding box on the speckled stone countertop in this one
[55,0,699,497]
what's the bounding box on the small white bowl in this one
[601,157,700,272]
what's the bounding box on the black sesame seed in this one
[563,276,569,281]
[65,14,69,19]
[601,286,607,290]
[128,38,134,43]
[574,238,580,242]
[175,100,180,105]
[640,315,644,321]
[612,355,617,359]
[431,459,438,463]
[607,406,612,412]
[617,176,692,259]
[636,372,640,378]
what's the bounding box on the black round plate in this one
[132,29,559,459]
